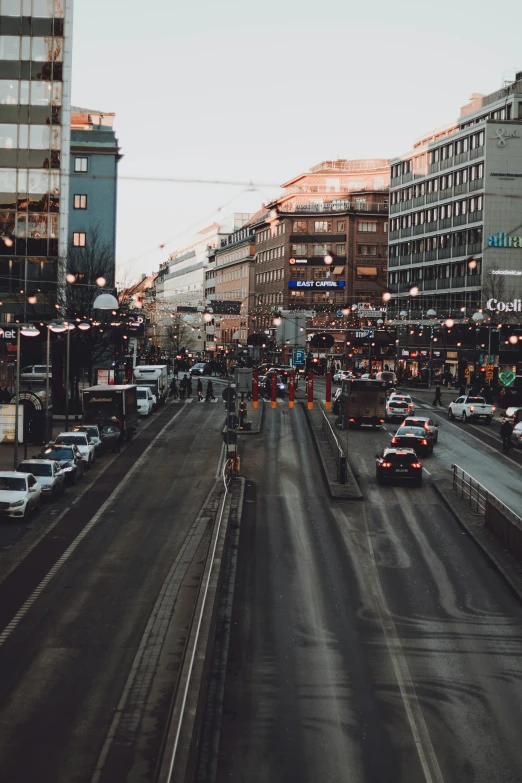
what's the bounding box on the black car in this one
[36,443,85,485]
[391,426,434,455]
[190,362,212,376]
[376,448,423,486]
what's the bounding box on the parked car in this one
[36,444,85,484]
[391,425,434,455]
[136,386,154,416]
[448,395,495,423]
[401,416,439,443]
[16,459,65,501]
[54,432,96,467]
[0,471,41,519]
[190,362,212,376]
[501,406,522,433]
[72,424,104,457]
[332,387,343,415]
[333,370,352,384]
[512,421,522,448]
[375,448,423,486]
[20,364,51,383]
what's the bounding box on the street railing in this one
[321,409,347,483]
[451,464,522,527]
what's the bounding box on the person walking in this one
[433,382,442,406]
[170,376,179,399]
[205,380,215,401]
[500,417,514,452]
[186,374,193,398]
[197,377,203,402]
[179,376,186,400]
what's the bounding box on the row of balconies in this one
[388,242,482,267]
[389,211,483,239]
[388,276,479,294]
[389,179,484,214]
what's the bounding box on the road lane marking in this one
[0,405,186,648]
[360,504,445,783]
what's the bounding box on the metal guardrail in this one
[321,410,347,483]
[451,464,522,530]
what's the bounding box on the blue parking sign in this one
[293,349,305,365]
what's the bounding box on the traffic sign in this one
[221,387,237,402]
[293,349,305,365]
[336,310,344,317]
[222,430,238,444]
[227,414,240,429]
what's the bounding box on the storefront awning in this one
[356,266,377,276]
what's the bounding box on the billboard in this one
[0,404,24,444]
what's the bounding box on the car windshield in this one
[73,427,97,438]
[0,477,26,491]
[136,390,147,399]
[42,447,74,460]
[17,463,52,476]
[396,427,425,436]
[101,424,119,434]
[55,436,86,446]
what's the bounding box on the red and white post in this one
[252,371,259,409]
[288,371,295,409]
[325,372,332,410]
[307,373,314,410]
[271,371,277,409]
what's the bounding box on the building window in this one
[336,220,346,232]
[336,243,345,255]
[314,221,332,233]
[358,245,377,256]
[291,244,307,256]
[293,220,307,233]
[73,232,86,247]
[313,269,329,279]
[291,269,307,279]
[383,222,388,233]
[74,157,88,173]
[358,221,377,232]
[73,194,87,210]
[291,290,305,298]
[313,243,331,256]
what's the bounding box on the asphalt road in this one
[209,402,522,783]
[0,398,225,783]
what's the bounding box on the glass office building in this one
[0,0,73,319]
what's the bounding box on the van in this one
[376,371,397,386]
[20,365,52,382]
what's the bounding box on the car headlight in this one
[10,500,24,507]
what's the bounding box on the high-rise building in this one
[0,0,73,320]
[388,73,522,320]
[69,107,121,286]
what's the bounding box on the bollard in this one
[271,371,277,409]
[325,372,332,410]
[288,370,295,409]
[252,371,259,410]
[338,455,347,484]
[307,373,314,410]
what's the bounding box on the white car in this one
[386,399,412,421]
[333,370,352,384]
[54,432,96,468]
[16,459,65,501]
[0,471,42,519]
[137,386,154,416]
[389,394,415,413]
[511,421,522,448]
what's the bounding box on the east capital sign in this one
[486,298,522,312]
[288,280,345,289]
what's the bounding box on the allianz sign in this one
[488,232,522,247]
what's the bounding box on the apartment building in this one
[213,223,255,346]
[388,73,522,320]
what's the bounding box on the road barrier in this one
[451,464,522,562]
[322,409,347,483]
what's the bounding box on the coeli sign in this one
[486,298,522,312]
[488,232,522,247]
[288,280,345,289]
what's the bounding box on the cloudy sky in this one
[71,0,522,285]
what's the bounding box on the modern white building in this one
[388,73,522,321]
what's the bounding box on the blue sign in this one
[128,314,145,334]
[336,310,344,317]
[288,280,345,289]
[367,329,375,338]
[293,349,305,365]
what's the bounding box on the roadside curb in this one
[300,402,363,500]
[431,478,522,603]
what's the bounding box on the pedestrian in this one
[111,416,123,452]
[186,374,192,398]
[197,377,203,402]
[179,376,186,400]
[170,377,179,399]
[433,382,442,406]
[205,380,215,401]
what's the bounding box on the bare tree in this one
[162,313,199,354]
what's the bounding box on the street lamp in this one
[93,293,119,310]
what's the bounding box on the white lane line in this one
[362,505,445,783]
[0,406,185,649]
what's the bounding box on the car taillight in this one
[391,437,398,443]
[412,462,421,468]
[421,439,427,445]
[470,406,474,412]
[492,406,496,412]
[381,462,392,468]
[380,419,385,423]
[349,418,355,422]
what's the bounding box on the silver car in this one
[16,459,65,501]
[401,416,439,443]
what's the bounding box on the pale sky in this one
[71,0,522,286]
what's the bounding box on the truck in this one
[447,395,495,423]
[82,385,139,441]
[337,379,387,429]
[132,365,169,407]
